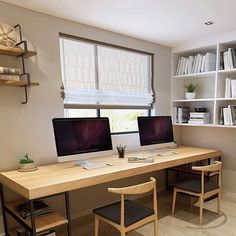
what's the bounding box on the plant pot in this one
[185,92,196,99]
[19,162,36,171]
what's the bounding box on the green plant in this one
[19,153,34,164]
[184,82,197,93]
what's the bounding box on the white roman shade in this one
[60,36,154,108]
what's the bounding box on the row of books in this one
[175,53,216,76]
[225,78,236,98]
[173,107,190,123]
[0,66,21,82]
[173,107,211,124]
[0,66,21,75]
[188,112,210,124]
[220,48,236,70]
[219,106,236,126]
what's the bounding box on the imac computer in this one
[137,116,175,154]
[52,117,113,162]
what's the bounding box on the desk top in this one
[0,146,221,200]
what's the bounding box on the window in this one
[59,33,154,133]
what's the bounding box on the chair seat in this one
[175,179,219,193]
[93,199,155,227]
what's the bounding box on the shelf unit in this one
[0,24,39,104]
[6,201,68,234]
[0,184,71,236]
[172,41,236,128]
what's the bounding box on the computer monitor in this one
[52,117,113,162]
[137,116,175,149]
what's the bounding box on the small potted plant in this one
[184,82,197,99]
[19,153,37,171]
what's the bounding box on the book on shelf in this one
[175,52,216,76]
[15,200,52,219]
[225,78,236,98]
[189,112,210,118]
[0,66,21,75]
[174,106,190,123]
[220,52,224,70]
[188,112,210,124]
[0,74,20,82]
[221,105,236,126]
[222,48,236,70]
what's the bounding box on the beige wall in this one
[181,126,236,193]
[0,2,172,233]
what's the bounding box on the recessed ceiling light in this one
[204,21,215,26]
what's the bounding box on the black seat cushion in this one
[175,179,219,193]
[93,199,154,227]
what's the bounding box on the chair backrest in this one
[108,177,157,227]
[108,177,156,195]
[192,161,222,193]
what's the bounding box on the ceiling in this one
[2,0,236,48]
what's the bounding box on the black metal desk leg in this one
[0,183,9,236]
[65,192,72,236]
[166,169,169,190]
[29,200,37,236]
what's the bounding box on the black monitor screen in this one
[52,118,113,156]
[137,116,174,146]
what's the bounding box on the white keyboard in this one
[146,149,176,156]
[76,160,108,170]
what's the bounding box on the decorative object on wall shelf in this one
[0,24,39,104]
[184,82,197,99]
[18,153,37,172]
[0,22,17,48]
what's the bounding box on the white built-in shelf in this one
[173,71,216,79]
[172,41,236,129]
[172,98,214,102]
[218,69,236,75]
[173,123,236,128]
[216,98,236,101]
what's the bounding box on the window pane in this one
[100,109,149,133]
[64,109,97,118]
[60,38,96,91]
[97,46,153,106]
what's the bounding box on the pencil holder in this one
[116,145,126,158]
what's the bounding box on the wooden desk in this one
[0,146,221,236]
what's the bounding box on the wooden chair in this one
[172,161,222,224]
[93,177,158,236]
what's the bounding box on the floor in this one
[58,191,236,236]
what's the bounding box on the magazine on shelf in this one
[15,200,52,219]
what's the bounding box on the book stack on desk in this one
[15,200,52,219]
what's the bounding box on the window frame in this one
[64,108,152,135]
[60,32,155,134]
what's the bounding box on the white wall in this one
[0,2,171,171]
[181,126,236,193]
[0,2,172,234]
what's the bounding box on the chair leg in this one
[172,188,177,214]
[199,195,204,224]
[190,196,194,206]
[217,191,221,214]
[154,218,158,236]
[95,216,99,236]
[120,231,126,236]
